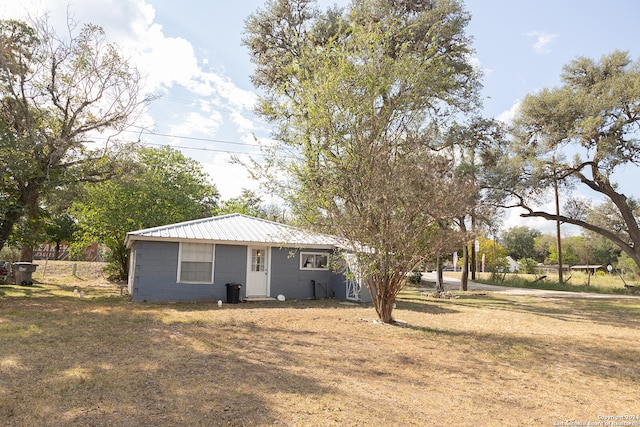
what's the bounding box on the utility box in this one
[13,262,38,286]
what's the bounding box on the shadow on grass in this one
[394,297,459,315]
[0,299,341,426]
[2,284,639,425]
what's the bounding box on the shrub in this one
[408,269,422,285]
[518,258,540,275]
[0,246,20,262]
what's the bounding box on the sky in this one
[1,0,639,234]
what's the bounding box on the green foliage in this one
[72,146,219,280]
[44,213,78,247]
[408,269,422,285]
[214,189,285,221]
[0,16,147,255]
[499,50,640,271]
[0,245,20,263]
[500,226,541,261]
[245,0,480,323]
[540,232,622,271]
[517,258,540,275]
[617,252,639,279]
[476,236,508,273]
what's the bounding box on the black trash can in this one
[225,283,242,304]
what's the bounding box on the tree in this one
[447,117,507,288]
[475,235,507,274]
[0,17,149,259]
[245,0,480,322]
[43,213,78,260]
[534,233,555,263]
[500,226,541,261]
[498,51,640,271]
[214,189,285,221]
[72,146,219,280]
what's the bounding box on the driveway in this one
[420,271,640,300]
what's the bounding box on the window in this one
[251,249,265,272]
[300,252,329,270]
[179,243,214,283]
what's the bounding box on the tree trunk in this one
[435,254,444,293]
[458,216,468,291]
[54,242,61,260]
[471,214,477,281]
[460,245,469,291]
[19,246,34,262]
[377,297,395,324]
[0,207,22,253]
[554,174,564,284]
[18,184,42,262]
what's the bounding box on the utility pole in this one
[471,213,477,281]
[554,167,563,284]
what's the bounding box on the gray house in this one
[124,214,371,303]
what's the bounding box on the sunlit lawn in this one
[1,262,639,426]
[449,270,640,295]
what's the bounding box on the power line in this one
[129,127,263,148]
[141,141,268,157]
[86,133,270,157]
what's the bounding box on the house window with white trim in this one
[300,252,329,270]
[179,243,214,283]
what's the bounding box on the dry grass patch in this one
[1,262,639,426]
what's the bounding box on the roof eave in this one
[125,234,337,250]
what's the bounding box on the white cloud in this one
[202,153,259,199]
[525,31,558,54]
[168,111,223,139]
[497,100,521,124]
[0,0,268,199]
[468,55,493,78]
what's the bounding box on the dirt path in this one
[421,271,640,299]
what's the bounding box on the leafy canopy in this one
[497,51,640,270]
[72,146,219,280]
[245,0,480,322]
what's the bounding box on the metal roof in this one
[125,214,341,249]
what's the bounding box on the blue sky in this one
[2,0,639,233]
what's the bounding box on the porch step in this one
[243,296,277,302]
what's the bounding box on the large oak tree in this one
[245,0,480,322]
[497,51,640,271]
[0,17,149,259]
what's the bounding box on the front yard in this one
[1,262,638,426]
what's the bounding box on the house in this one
[124,214,371,304]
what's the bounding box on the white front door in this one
[246,246,269,297]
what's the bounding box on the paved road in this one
[421,271,640,300]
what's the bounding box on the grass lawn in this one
[455,270,640,296]
[1,261,639,426]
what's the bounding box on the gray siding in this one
[130,242,368,303]
[131,242,248,303]
[331,271,347,300]
[130,241,214,302]
[214,245,247,299]
[270,248,333,300]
